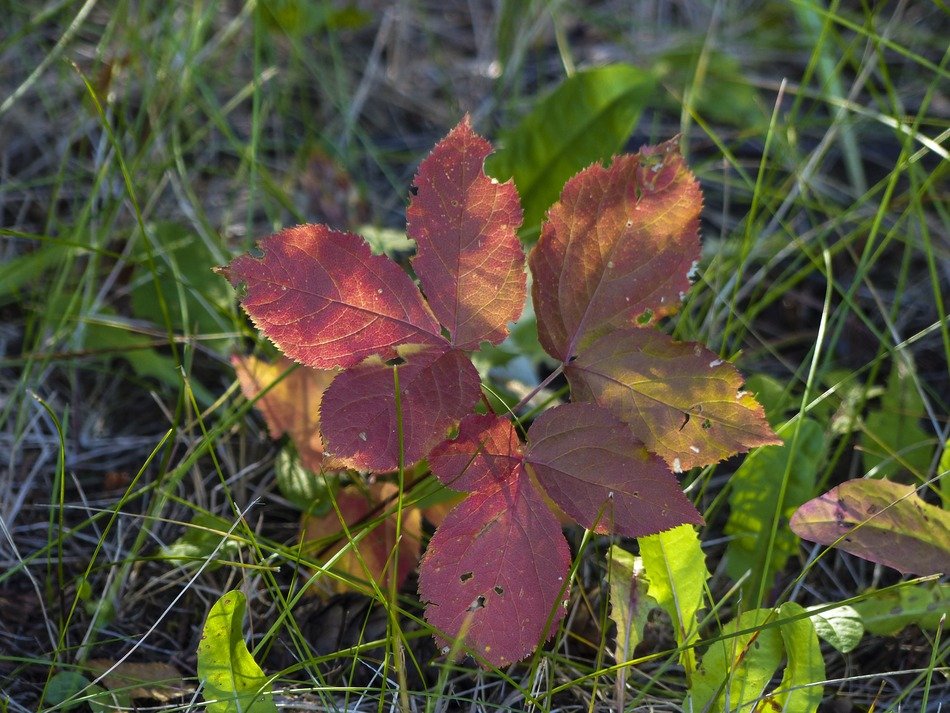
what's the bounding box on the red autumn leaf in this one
[529,138,701,362]
[418,474,571,667]
[232,354,343,472]
[218,224,444,369]
[302,481,422,592]
[319,346,481,472]
[428,412,524,492]
[789,479,950,576]
[524,402,702,536]
[409,117,525,350]
[566,329,780,470]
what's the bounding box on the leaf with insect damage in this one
[409,117,525,350]
[529,139,701,362]
[566,329,780,470]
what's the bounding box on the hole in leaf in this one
[701,418,712,430]
[408,185,418,196]
[636,309,653,325]
[385,357,406,366]
[493,585,504,596]
[459,572,474,583]
[678,413,690,431]
[467,595,486,612]
[249,245,265,259]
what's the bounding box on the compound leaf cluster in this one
[220,117,778,666]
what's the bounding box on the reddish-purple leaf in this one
[219,225,444,369]
[320,346,481,471]
[790,479,950,576]
[525,402,702,536]
[418,474,571,667]
[566,329,780,470]
[428,413,524,492]
[530,139,702,361]
[409,117,526,350]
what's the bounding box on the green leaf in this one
[806,604,864,653]
[767,602,825,713]
[162,513,242,569]
[197,591,277,713]
[47,672,93,711]
[724,418,825,603]
[607,545,659,663]
[861,363,935,479]
[938,439,950,509]
[274,449,336,515]
[638,524,709,675]
[852,582,950,635]
[743,373,794,427]
[486,64,657,240]
[690,608,784,712]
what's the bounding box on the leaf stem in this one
[511,362,565,414]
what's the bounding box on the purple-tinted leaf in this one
[525,402,702,536]
[567,329,780,470]
[409,117,526,350]
[790,478,950,576]
[219,225,444,369]
[320,346,480,471]
[428,413,523,493]
[418,474,571,667]
[529,139,701,361]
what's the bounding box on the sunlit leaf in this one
[525,402,702,536]
[428,412,524,493]
[607,545,659,664]
[852,581,950,635]
[638,524,709,675]
[567,329,780,469]
[418,473,570,667]
[766,602,825,713]
[806,604,864,653]
[219,225,444,369]
[530,140,701,361]
[789,478,950,576]
[232,354,342,473]
[409,117,525,349]
[197,591,277,713]
[320,346,481,471]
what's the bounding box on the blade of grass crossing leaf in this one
[768,603,825,713]
[197,591,277,713]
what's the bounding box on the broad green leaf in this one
[219,225,444,370]
[766,602,825,713]
[320,346,481,471]
[530,140,701,361]
[197,591,277,713]
[232,354,342,473]
[940,440,950,509]
[744,373,794,427]
[853,582,950,635]
[789,478,950,576]
[525,402,702,536]
[690,608,784,712]
[607,545,659,663]
[274,449,336,515]
[47,671,126,713]
[567,329,780,470]
[0,243,67,303]
[807,604,864,653]
[638,524,709,675]
[162,512,242,569]
[487,64,657,238]
[861,364,935,479]
[409,117,526,350]
[724,418,825,603]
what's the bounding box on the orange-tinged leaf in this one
[428,413,524,492]
[418,474,570,667]
[232,354,342,472]
[525,402,702,535]
[219,225,444,369]
[566,329,780,470]
[320,346,481,471]
[789,478,950,576]
[530,139,701,361]
[409,117,525,350]
[302,481,421,593]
